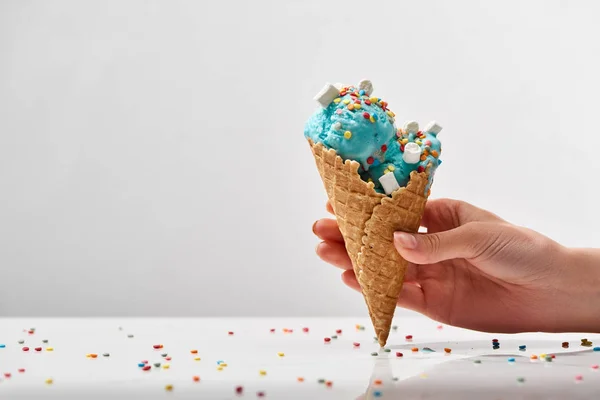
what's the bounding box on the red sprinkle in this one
[153,344,161,349]
[367,157,374,165]
[235,386,244,394]
[34,347,42,352]
[18,369,25,373]
[353,342,360,347]
[302,327,309,333]
[405,335,413,340]
[22,347,29,352]
[325,381,333,388]
[492,339,499,343]
[396,352,403,357]
[324,337,331,343]
[269,328,275,333]
[551,354,556,359]
[365,99,371,105]
[4,373,11,378]
[142,365,151,371]
[336,329,342,334]
[228,331,234,335]
[28,330,34,335]
[166,357,172,361]
[575,374,583,381]
[437,325,444,330]
[381,145,387,152]
[592,364,599,369]
[417,166,425,173]
[363,112,370,119]
[141,360,148,364]
[400,144,405,152]
[257,391,265,397]
[425,140,432,146]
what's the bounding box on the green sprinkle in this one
[545,356,553,362]
[384,348,391,353]
[371,352,378,356]
[103,353,110,357]
[392,325,398,331]
[161,353,168,357]
[318,379,325,384]
[373,337,378,341]
[331,335,338,339]
[42,340,48,344]
[154,362,161,368]
[18,340,24,344]
[392,377,399,381]
[127,334,134,338]
[474,360,482,364]
[359,326,365,331]
[517,377,525,383]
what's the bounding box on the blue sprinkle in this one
[593,347,600,352]
[138,363,145,367]
[422,347,436,352]
[0,344,5,348]
[372,114,378,121]
[438,159,443,165]
[373,159,380,167]
[217,360,224,365]
[359,90,365,95]
[519,345,527,350]
[374,391,382,397]
[508,357,515,362]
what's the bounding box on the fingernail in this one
[315,242,322,254]
[394,232,418,249]
[312,220,319,234]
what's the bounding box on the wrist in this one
[559,247,600,333]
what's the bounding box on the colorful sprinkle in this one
[154,362,161,368]
[405,335,413,340]
[474,360,482,364]
[236,386,244,394]
[138,363,145,367]
[193,376,200,382]
[411,347,419,352]
[22,347,29,352]
[343,99,350,105]
[519,345,527,350]
[0,344,5,348]
[444,348,452,353]
[575,375,583,382]
[508,357,515,363]
[545,356,553,362]
[302,327,309,333]
[103,353,110,357]
[347,104,355,111]
[4,373,11,378]
[153,344,162,349]
[162,364,170,369]
[593,347,600,352]
[297,377,304,382]
[18,340,24,344]
[374,391,382,397]
[318,378,325,384]
[336,329,342,334]
[45,378,53,384]
[562,342,569,348]
[396,352,403,357]
[194,357,201,361]
[531,355,538,360]
[191,349,198,354]
[142,365,151,371]
[384,348,391,353]
[165,357,172,361]
[269,328,275,333]
[324,337,331,343]
[331,335,338,339]
[18,368,25,373]
[353,342,360,347]
[165,384,173,391]
[277,352,285,357]
[325,381,333,388]
[259,370,267,376]
[492,339,498,343]
[257,391,265,397]
[374,379,382,385]
[161,353,168,357]
[127,334,134,338]
[591,364,599,370]
[228,331,234,335]
[363,112,370,119]
[517,377,525,383]
[371,352,378,356]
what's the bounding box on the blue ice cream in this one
[304,80,442,195]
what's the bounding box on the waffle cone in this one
[308,139,429,347]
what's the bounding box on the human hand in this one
[314,199,600,333]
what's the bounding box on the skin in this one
[314,198,600,333]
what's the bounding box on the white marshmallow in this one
[314,83,340,108]
[333,82,344,90]
[403,121,419,134]
[357,79,373,96]
[333,122,342,130]
[424,121,443,135]
[379,172,401,195]
[402,142,422,164]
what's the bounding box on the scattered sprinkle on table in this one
[259,370,267,376]
[142,365,151,371]
[492,339,498,343]
[411,347,419,352]
[269,328,275,333]
[103,353,110,357]
[162,364,170,369]
[228,331,234,335]
[42,339,48,343]
[562,341,569,348]
[235,386,243,394]
[302,327,309,333]
[220,363,228,367]
[138,363,145,367]
[474,360,482,364]
[0,344,5,348]
[277,352,285,357]
[444,348,452,353]
[371,352,378,356]
[384,348,391,353]
[517,377,525,383]
[161,353,168,357]
[593,347,600,352]
[297,377,304,382]
[405,335,413,340]
[18,368,25,373]
[422,347,435,352]
[545,356,553,362]
[331,335,338,339]
[154,363,161,368]
[336,329,342,334]
[18,340,24,344]
[193,376,200,382]
[165,384,173,391]
[194,357,201,361]
[127,334,134,338]
[396,352,403,357]
[393,377,399,381]
[591,364,599,370]
[4,373,11,378]
[217,367,223,371]
[257,391,265,397]
[318,378,325,384]
[508,357,515,363]
[374,390,382,397]
[531,355,538,360]
[353,342,360,347]
[22,347,29,351]
[165,356,172,361]
[437,325,444,330]
[325,381,333,388]
[45,378,53,385]
[153,344,162,349]
[575,375,583,382]
[374,379,382,385]
[46,347,53,351]
[324,337,331,343]
[519,345,526,350]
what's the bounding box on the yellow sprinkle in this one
[333,98,341,104]
[259,370,267,376]
[388,165,395,171]
[46,347,54,352]
[162,364,170,369]
[354,103,361,109]
[165,384,173,391]
[194,357,201,361]
[400,138,409,145]
[431,150,439,158]
[45,378,53,384]
[367,178,373,183]
[343,99,350,105]
[217,366,224,371]
[370,96,378,103]
[416,140,422,146]
[220,363,228,367]
[344,131,352,139]
[86,354,91,358]
[540,353,547,358]
[383,169,390,175]
[277,352,285,357]
[369,116,375,123]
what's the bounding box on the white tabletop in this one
[0,317,599,399]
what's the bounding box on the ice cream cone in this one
[308,139,429,347]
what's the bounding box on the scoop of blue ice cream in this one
[305,81,442,195]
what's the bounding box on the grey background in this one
[1,0,599,316]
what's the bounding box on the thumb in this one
[393,223,492,264]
